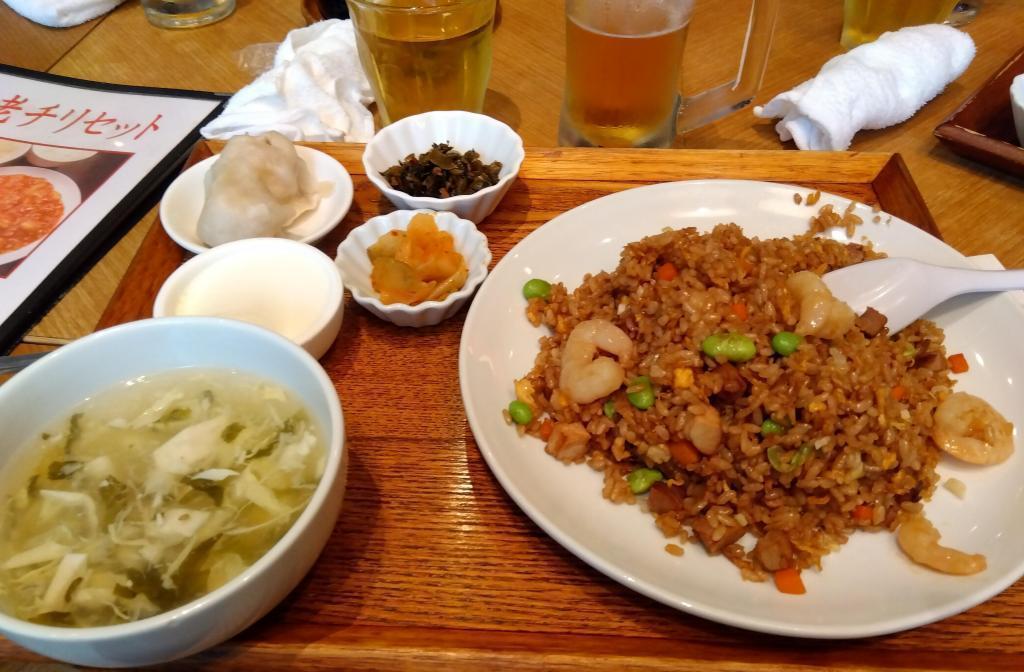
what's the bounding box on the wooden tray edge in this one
[871,153,942,239]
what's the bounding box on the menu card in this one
[0,65,226,352]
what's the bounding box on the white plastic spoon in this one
[822,258,1024,335]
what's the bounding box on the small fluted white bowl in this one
[362,111,524,224]
[336,209,491,327]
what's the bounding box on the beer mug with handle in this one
[559,0,780,148]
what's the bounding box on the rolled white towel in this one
[201,19,374,144]
[2,0,124,27]
[754,24,975,151]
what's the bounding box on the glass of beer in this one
[347,0,496,126]
[141,0,235,29]
[559,0,780,148]
[841,0,960,49]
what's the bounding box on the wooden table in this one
[1,1,1023,670]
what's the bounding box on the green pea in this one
[761,418,785,435]
[508,400,533,425]
[771,331,802,356]
[702,333,756,362]
[522,278,552,300]
[626,468,663,494]
[603,399,618,420]
[626,376,655,410]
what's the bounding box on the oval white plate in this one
[0,166,81,266]
[458,179,1024,639]
[160,145,354,255]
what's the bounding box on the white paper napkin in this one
[3,0,124,28]
[754,24,975,151]
[201,19,374,144]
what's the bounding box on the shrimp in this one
[546,422,590,463]
[932,391,1014,465]
[684,404,722,455]
[559,319,635,404]
[786,271,855,339]
[897,513,986,575]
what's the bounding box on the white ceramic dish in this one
[0,139,30,165]
[458,179,1024,639]
[362,111,524,224]
[26,145,98,168]
[0,317,346,667]
[1011,73,1024,146]
[0,166,82,267]
[336,209,491,328]
[153,238,344,359]
[160,145,354,255]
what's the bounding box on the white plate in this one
[458,179,1024,639]
[160,145,354,255]
[0,166,81,266]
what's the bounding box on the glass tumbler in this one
[347,0,496,125]
[142,0,236,29]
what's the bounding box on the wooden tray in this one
[934,46,1024,178]
[12,146,1024,672]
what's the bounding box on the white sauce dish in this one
[26,145,98,167]
[160,146,354,255]
[154,238,344,359]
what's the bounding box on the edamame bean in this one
[603,399,618,420]
[626,376,655,410]
[702,333,756,362]
[761,418,784,435]
[771,331,802,356]
[508,400,533,425]
[522,279,552,300]
[626,468,663,494]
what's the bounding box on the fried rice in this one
[515,223,955,583]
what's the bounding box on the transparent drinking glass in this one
[558,0,780,148]
[347,0,496,126]
[141,0,235,29]
[841,0,959,49]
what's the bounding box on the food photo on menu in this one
[0,139,131,278]
[0,0,1023,669]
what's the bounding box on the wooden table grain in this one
[2,1,1024,670]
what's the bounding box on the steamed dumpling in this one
[196,132,320,247]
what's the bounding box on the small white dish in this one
[0,166,82,266]
[336,209,491,328]
[154,238,344,359]
[26,145,98,168]
[160,145,354,255]
[0,317,345,667]
[1011,74,1024,146]
[362,111,525,224]
[0,139,30,165]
